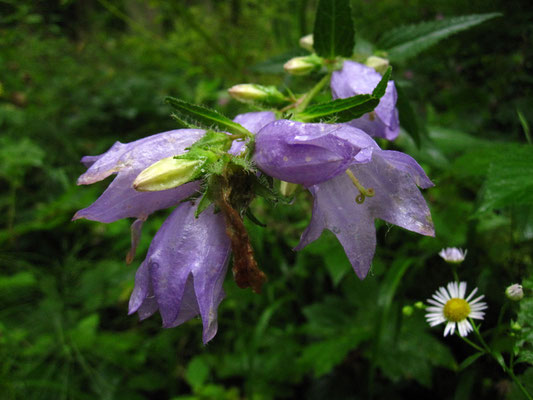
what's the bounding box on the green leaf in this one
[313,0,355,58]
[371,66,391,98]
[185,357,210,391]
[517,350,533,366]
[476,147,533,214]
[299,68,389,122]
[396,82,423,147]
[298,94,377,122]
[379,13,502,62]
[166,97,250,137]
[458,352,484,371]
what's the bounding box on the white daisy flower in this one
[439,247,467,263]
[426,281,488,337]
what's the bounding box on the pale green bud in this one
[365,56,390,75]
[505,284,524,301]
[414,301,425,310]
[228,84,286,106]
[402,305,414,317]
[279,181,298,196]
[133,157,202,192]
[299,34,314,52]
[284,55,321,76]
[510,321,522,331]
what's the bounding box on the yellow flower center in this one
[443,298,471,322]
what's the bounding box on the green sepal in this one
[195,187,215,218]
[165,97,251,137]
[252,174,292,205]
[245,209,266,228]
[313,0,355,59]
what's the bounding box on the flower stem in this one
[468,319,533,400]
[294,73,331,113]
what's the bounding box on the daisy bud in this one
[505,284,524,301]
[414,301,425,310]
[299,34,314,52]
[365,56,390,75]
[279,181,298,197]
[228,84,287,106]
[439,247,467,264]
[402,305,414,317]
[284,55,322,76]
[133,156,202,192]
[511,321,522,331]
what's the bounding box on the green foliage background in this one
[0,0,532,399]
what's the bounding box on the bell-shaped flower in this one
[254,119,434,278]
[331,60,400,141]
[74,112,276,342]
[128,201,231,343]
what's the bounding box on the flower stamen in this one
[345,169,375,204]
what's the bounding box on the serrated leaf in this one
[517,350,533,366]
[313,0,355,58]
[195,190,214,218]
[379,13,502,62]
[299,94,377,122]
[371,67,391,98]
[476,147,533,214]
[299,69,389,122]
[166,97,250,136]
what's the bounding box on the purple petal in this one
[138,201,230,343]
[230,111,277,155]
[77,129,204,185]
[74,129,205,223]
[379,151,434,189]
[331,61,399,140]
[350,151,434,236]
[126,217,146,264]
[296,174,377,279]
[254,120,376,186]
[234,111,276,134]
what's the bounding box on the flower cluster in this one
[75,59,434,342]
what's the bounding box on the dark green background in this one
[1,0,532,399]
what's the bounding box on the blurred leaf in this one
[476,147,533,214]
[379,13,502,62]
[517,350,533,366]
[0,271,37,291]
[185,356,210,391]
[458,352,484,371]
[507,368,533,400]
[313,0,355,58]
[396,83,423,146]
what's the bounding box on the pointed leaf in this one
[166,97,250,136]
[313,0,355,58]
[379,13,502,62]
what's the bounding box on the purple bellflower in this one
[254,119,434,278]
[331,60,400,141]
[74,111,275,343]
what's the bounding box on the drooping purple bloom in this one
[128,201,231,343]
[74,112,275,343]
[331,60,400,141]
[254,119,434,278]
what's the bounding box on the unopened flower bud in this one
[284,55,321,76]
[439,247,467,264]
[365,56,390,75]
[279,181,298,196]
[402,305,414,317]
[299,34,314,52]
[505,284,524,301]
[228,84,286,106]
[133,157,202,192]
[510,321,522,331]
[414,301,425,310]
